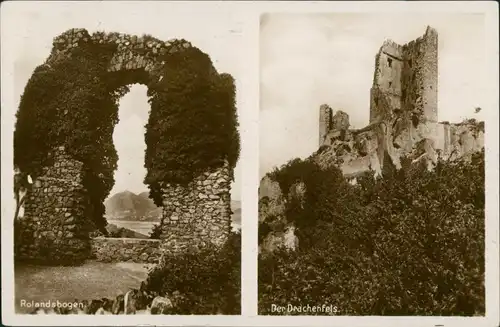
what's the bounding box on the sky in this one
[9,2,243,201]
[260,13,488,177]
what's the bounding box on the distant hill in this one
[104,191,161,221]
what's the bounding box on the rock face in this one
[258,176,299,254]
[17,146,92,263]
[316,26,484,178]
[91,237,162,263]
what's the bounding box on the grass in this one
[15,261,153,313]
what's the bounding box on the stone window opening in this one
[408,59,413,68]
[389,81,392,88]
[387,57,393,68]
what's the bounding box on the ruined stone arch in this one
[14,28,240,264]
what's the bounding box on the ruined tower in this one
[319,104,333,146]
[313,26,482,180]
[370,26,438,146]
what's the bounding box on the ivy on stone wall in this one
[15,42,119,232]
[14,30,240,228]
[145,47,240,206]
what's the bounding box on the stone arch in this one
[14,28,239,264]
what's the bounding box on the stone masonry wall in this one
[90,237,162,263]
[319,104,333,147]
[17,146,92,264]
[160,161,233,256]
[47,28,194,86]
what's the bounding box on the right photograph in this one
[258,13,486,316]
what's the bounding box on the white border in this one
[1,1,498,326]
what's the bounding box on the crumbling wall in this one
[319,104,333,147]
[436,120,484,160]
[370,40,404,123]
[160,161,233,255]
[264,26,484,254]
[91,237,162,263]
[258,176,298,254]
[16,29,234,265]
[48,28,193,84]
[16,146,92,264]
[315,26,483,181]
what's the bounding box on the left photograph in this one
[9,4,242,315]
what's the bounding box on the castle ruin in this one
[317,26,484,177]
[15,29,234,264]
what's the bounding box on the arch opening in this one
[104,84,160,239]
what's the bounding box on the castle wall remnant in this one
[16,147,92,264]
[17,146,233,264]
[15,28,234,265]
[160,161,233,254]
[260,26,484,254]
[316,26,484,178]
[91,237,162,263]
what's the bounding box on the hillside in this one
[104,191,161,221]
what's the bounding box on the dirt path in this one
[15,261,154,313]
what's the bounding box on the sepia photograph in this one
[2,1,498,327]
[4,1,242,317]
[258,12,492,316]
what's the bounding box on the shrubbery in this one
[145,47,240,206]
[15,43,119,232]
[149,223,163,239]
[145,232,241,314]
[259,151,485,316]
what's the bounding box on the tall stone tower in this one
[370,26,439,148]
[319,104,333,146]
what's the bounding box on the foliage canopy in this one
[259,151,485,316]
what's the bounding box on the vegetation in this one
[145,47,240,206]
[14,42,120,233]
[145,232,241,314]
[149,223,162,239]
[14,36,239,230]
[259,150,485,316]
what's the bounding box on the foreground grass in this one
[15,261,152,313]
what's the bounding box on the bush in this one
[144,48,240,206]
[149,223,162,239]
[145,232,241,314]
[259,150,485,316]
